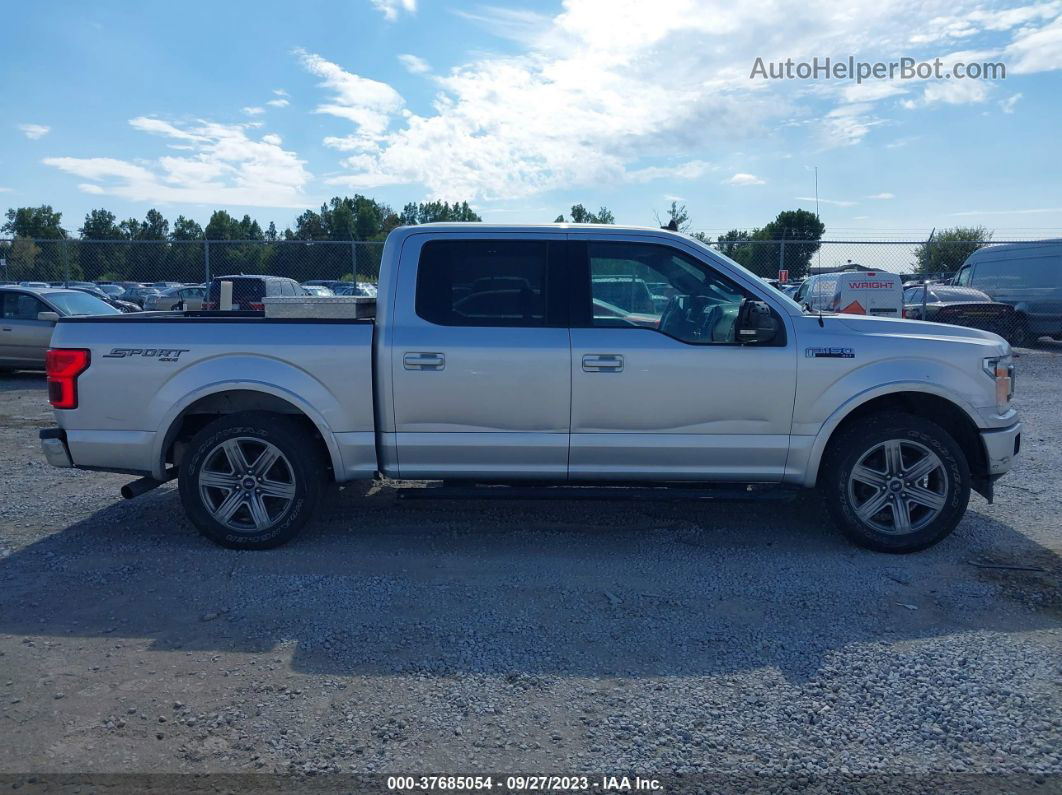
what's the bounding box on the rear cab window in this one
[415,239,562,326]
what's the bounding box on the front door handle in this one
[403,352,445,371]
[582,353,624,373]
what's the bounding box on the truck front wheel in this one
[821,412,970,553]
[178,412,325,549]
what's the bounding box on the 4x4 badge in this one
[806,347,855,359]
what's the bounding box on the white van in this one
[794,270,903,317]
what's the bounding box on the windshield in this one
[44,291,121,316]
[683,234,805,312]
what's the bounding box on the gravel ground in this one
[0,344,1060,786]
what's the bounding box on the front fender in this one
[797,379,982,488]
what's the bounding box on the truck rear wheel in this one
[178,412,325,549]
[821,411,970,553]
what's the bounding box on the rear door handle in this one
[582,353,624,373]
[403,352,445,371]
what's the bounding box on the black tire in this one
[820,411,970,553]
[1007,316,1028,347]
[178,411,325,549]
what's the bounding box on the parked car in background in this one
[66,285,141,313]
[0,287,120,371]
[300,284,335,297]
[143,285,206,311]
[903,286,1016,340]
[333,282,377,297]
[303,279,344,291]
[794,271,903,317]
[121,286,162,308]
[150,281,184,290]
[18,281,50,289]
[203,275,304,310]
[953,240,1062,345]
[591,276,657,315]
[96,284,128,298]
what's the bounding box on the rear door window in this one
[416,239,552,326]
[2,292,48,319]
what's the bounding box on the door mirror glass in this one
[37,311,60,323]
[735,300,779,344]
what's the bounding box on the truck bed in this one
[48,312,378,482]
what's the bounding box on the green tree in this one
[715,229,754,265]
[913,226,991,275]
[171,216,204,240]
[205,210,241,240]
[140,209,169,240]
[3,205,66,238]
[78,209,125,280]
[401,200,482,225]
[3,205,69,279]
[656,201,690,232]
[79,209,122,239]
[166,216,205,282]
[555,204,614,224]
[750,209,826,279]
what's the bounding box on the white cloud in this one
[266,98,290,108]
[398,53,431,74]
[242,106,265,116]
[295,48,404,144]
[43,117,311,208]
[1000,92,1023,113]
[796,195,857,207]
[273,88,289,97]
[369,0,415,22]
[628,161,712,182]
[0,186,13,192]
[726,173,766,186]
[18,123,50,140]
[866,192,895,199]
[302,0,1062,199]
[1006,15,1062,73]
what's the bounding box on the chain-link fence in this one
[1,237,1057,345]
[0,239,385,287]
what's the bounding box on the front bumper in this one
[981,421,1022,477]
[40,427,73,468]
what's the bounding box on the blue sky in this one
[2,0,1061,240]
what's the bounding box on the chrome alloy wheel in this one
[197,437,297,533]
[847,439,948,535]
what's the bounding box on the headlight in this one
[983,355,1015,412]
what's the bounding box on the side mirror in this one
[37,311,60,323]
[736,300,779,344]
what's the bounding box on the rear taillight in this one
[46,348,91,409]
[249,302,264,311]
[202,301,217,310]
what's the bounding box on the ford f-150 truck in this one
[39,224,1022,553]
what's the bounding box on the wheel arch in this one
[806,388,987,495]
[155,384,341,481]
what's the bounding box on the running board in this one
[395,483,800,502]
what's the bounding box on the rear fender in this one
[149,355,348,480]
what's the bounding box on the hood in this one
[829,313,1010,349]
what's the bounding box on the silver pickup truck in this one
[39,224,1022,553]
